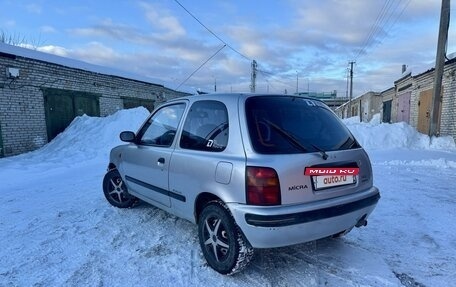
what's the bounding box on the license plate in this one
[312,175,356,190]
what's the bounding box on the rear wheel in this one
[102,169,137,208]
[198,201,254,275]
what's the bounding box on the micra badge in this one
[288,185,308,191]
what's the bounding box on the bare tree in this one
[1,30,44,49]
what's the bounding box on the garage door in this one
[397,92,411,123]
[418,88,441,135]
[43,88,100,141]
[382,100,392,123]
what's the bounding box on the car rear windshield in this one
[245,96,360,154]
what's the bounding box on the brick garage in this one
[385,60,456,140]
[336,60,456,143]
[411,61,456,138]
[0,43,190,157]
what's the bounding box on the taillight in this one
[246,166,281,206]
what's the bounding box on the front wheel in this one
[198,201,254,275]
[102,169,137,208]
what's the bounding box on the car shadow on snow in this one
[241,237,401,286]
[113,201,401,286]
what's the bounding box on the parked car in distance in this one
[102,93,380,275]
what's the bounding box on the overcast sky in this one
[1,0,455,96]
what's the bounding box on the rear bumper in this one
[227,186,380,248]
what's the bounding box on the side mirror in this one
[120,131,136,142]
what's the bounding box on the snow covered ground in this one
[1,108,455,287]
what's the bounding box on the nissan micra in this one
[102,93,380,275]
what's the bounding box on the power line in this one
[257,62,296,86]
[173,0,307,94]
[173,0,251,62]
[257,68,294,90]
[354,0,393,60]
[368,0,412,56]
[354,0,410,60]
[176,44,226,90]
[384,0,412,39]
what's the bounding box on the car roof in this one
[165,93,326,104]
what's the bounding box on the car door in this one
[169,100,231,221]
[120,102,186,208]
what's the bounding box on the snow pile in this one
[16,107,150,164]
[343,114,456,151]
[378,158,456,168]
[7,108,456,168]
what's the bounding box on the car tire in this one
[198,201,254,275]
[102,169,137,208]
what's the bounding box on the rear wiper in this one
[309,143,329,160]
[263,119,328,160]
[262,119,308,153]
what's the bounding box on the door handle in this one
[157,157,165,165]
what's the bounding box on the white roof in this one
[0,42,182,91]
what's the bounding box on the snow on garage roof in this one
[0,42,185,91]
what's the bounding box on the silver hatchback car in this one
[103,93,380,274]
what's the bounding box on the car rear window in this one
[245,96,359,154]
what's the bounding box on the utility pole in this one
[296,71,299,94]
[214,77,217,92]
[250,60,257,93]
[346,68,350,99]
[348,61,355,117]
[430,0,450,137]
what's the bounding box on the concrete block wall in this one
[440,62,456,138]
[0,53,189,157]
[359,92,382,122]
[412,64,456,140]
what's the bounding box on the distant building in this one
[335,59,456,142]
[335,91,382,123]
[0,43,190,157]
[295,90,348,110]
[295,91,337,99]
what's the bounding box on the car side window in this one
[137,103,185,147]
[180,100,228,152]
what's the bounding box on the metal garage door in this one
[43,88,100,141]
[397,92,411,123]
[382,100,392,123]
[418,88,441,135]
